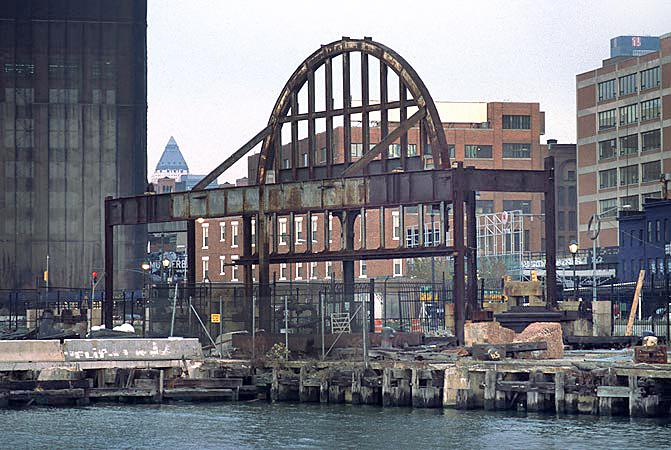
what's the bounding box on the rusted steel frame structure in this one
[103,160,556,344]
[103,37,557,345]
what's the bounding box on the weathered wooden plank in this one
[163,388,235,400]
[88,388,156,398]
[596,386,629,398]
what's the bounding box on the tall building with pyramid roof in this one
[151,136,189,183]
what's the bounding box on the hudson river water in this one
[1,402,670,449]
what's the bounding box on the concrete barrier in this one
[0,340,65,362]
[63,338,203,361]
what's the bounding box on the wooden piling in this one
[554,371,565,414]
[484,369,497,411]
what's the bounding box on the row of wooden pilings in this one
[457,366,671,417]
[267,362,671,417]
[269,365,444,408]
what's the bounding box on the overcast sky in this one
[147,0,671,183]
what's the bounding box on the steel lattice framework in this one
[104,38,557,344]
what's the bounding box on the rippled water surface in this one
[1,402,670,449]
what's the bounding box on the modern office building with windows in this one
[0,1,147,288]
[576,32,671,249]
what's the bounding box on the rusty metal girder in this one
[106,169,455,226]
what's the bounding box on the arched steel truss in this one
[194,37,450,190]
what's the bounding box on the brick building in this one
[576,33,671,249]
[197,101,547,282]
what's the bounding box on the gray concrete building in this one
[0,1,147,289]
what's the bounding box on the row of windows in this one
[600,192,662,216]
[622,258,671,279]
[598,129,661,159]
[557,211,577,231]
[502,115,531,129]
[623,218,670,246]
[204,259,406,282]
[597,98,660,130]
[598,160,661,189]
[596,66,660,101]
[350,142,532,160]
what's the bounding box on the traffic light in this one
[91,271,98,284]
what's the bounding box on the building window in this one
[598,139,616,159]
[283,158,290,169]
[643,192,661,201]
[558,211,565,230]
[558,187,565,206]
[502,115,531,129]
[328,213,333,243]
[640,66,660,90]
[310,262,317,279]
[392,211,400,240]
[407,144,417,157]
[619,104,637,126]
[202,224,209,249]
[231,221,239,248]
[619,165,638,186]
[295,217,303,242]
[619,134,638,156]
[319,147,327,164]
[279,218,287,245]
[568,186,576,206]
[296,263,303,280]
[476,200,494,215]
[598,79,616,101]
[406,226,419,248]
[251,218,256,247]
[393,259,403,277]
[642,160,661,182]
[568,211,577,231]
[220,256,226,276]
[231,256,239,281]
[325,261,332,279]
[599,198,617,217]
[388,143,401,159]
[640,98,660,121]
[503,200,531,214]
[359,260,367,278]
[279,263,287,280]
[424,223,440,246]
[619,73,636,96]
[656,220,661,242]
[620,195,639,211]
[648,221,653,242]
[465,144,492,159]
[219,222,226,241]
[202,257,209,281]
[311,216,318,242]
[641,129,660,152]
[302,153,308,167]
[502,143,531,158]
[448,144,455,158]
[598,109,616,130]
[350,143,363,158]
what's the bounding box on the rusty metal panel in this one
[172,192,190,219]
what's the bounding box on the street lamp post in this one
[568,240,578,301]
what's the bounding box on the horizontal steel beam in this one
[107,169,455,226]
[465,167,551,193]
[278,99,418,123]
[238,245,456,264]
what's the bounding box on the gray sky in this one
[147,0,671,183]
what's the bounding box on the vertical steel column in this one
[243,215,253,330]
[290,92,299,178]
[399,206,405,249]
[342,211,356,316]
[289,212,295,254]
[380,62,388,173]
[325,57,333,177]
[439,200,446,246]
[452,164,466,345]
[323,210,330,252]
[466,190,479,315]
[544,156,558,309]
[399,84,407,169]
[343,51,351,165]
[104,196,114,329]
[306,211,313,254]
[379,206,385,249]
[307,69,316,178]
[187,217,196,296]
[361,51,369,175]
[257,209,272,331]
[418,204,425,247]
[272,213,278,254]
